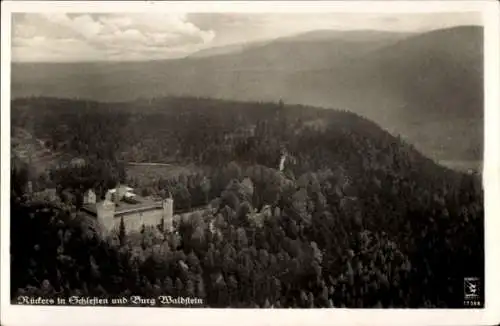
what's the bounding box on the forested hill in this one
[11,96,483,308]
[12,96,460,181]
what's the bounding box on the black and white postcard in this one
[1,1,499,326]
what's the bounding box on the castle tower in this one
[116,183,127,202]
[162,195,174,232]
[96,198,116,235]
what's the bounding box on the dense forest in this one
[11,97,483,308]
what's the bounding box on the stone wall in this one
[96,199,211,236]
[163,198,174,232]
[96,200,116,235]
[115,208,164,233]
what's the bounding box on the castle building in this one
[82,184,173,235]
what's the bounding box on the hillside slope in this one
[283,26,483,163]
[11,127,63,174]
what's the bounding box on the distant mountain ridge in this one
[189,29,412,61]
[189,39,272,58]
[279,29,415,42]
[11,26,483,165]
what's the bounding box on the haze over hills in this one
[188,39,271,58]
[189,29,413,61]
[11,26,483,168]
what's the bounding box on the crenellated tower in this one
[162,195,174,232]
[96,198,116,235]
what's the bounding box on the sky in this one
[11,12,482,62]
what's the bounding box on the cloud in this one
[12,13,216,61]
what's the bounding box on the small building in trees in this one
[278,149,296,172]
[70,157,86,168]
[26,181,33,194]
[83,189,96,204]
[33,188,58,202]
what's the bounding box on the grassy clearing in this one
[126,163,201,186]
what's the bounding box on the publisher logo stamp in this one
[464,277,480,299]
[463,277,482,307]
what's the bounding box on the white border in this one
[1,1,499,326]
[0,0,497,13]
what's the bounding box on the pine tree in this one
[118,216,126,246]
[158,217,165,233]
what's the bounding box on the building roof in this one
[82,195,162,218]
[106,186,133,194]
[114,203,163,217]
[61,189,74,196]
